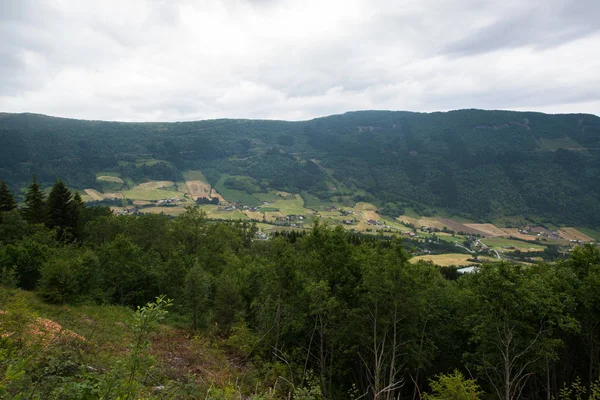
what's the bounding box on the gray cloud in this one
[0,0,599,121]
[444,0,600,56]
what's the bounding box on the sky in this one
[1,0,599,122]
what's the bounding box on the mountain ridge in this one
[1,109,599,227]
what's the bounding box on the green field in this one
[481,237,545,251]
[214,175,260,206]
[576,227,600,241]
[270,194,306,215]
[301,191,330,209]
[254,192,282,202]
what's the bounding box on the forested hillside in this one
[1,182,600,399]
[1,110,599,226]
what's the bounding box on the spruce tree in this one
[46,181,76,240]
[0,181,17,212]
[22,176,47,224]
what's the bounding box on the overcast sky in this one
[1,0,599,121]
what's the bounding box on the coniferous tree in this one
[46,180,76,240]
[21,176,46,224]
[0,181,17,212]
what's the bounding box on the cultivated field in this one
[464,223,506,237]
[210,188,226,204]
[140,206,188,216]
[438,218,489,236]
[185,180,212,200]
[137,181,174,189]
[122,187,185,201]
[355,202,380,222]
[411,253,477,267]
[84,189,104,201]
[397,215,447,230]
[104,193,124,199]
[481,237,545,252]
[500,228,538,241]
[558,228,593,242]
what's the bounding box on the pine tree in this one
[21,176,46,224]
[46,181,76,240]
[0,181,17,212]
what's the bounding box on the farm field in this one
[411,253,498,267]
[438,218,489,236]
[122,187,185,201]
[185,180,212,200]
[410,253,478,267]
[141,206,188,216]
[84,189,104,201]
[575,227,600,241]
[464,223,506,237]
[500,228,538,241]
[558,228,593,242]
[396,215,447,230]
[214,175,260,206]
[481,237,545,252]
[137,181,175,189]
[81,172,600,248]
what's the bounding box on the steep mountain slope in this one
[1,109,599,226]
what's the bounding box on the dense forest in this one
[1,110,599,226]
[1,179,600,399]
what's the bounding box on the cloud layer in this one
[1,0,599,121]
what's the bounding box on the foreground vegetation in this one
[1,179,600,399]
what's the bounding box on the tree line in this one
[1,178,600,398]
